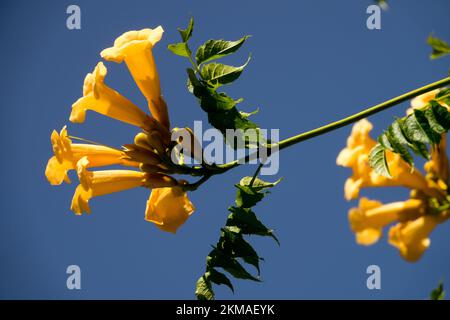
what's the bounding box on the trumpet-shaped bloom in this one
[100,27,170,128]
[411,90,449,187]
[408,88,449,114]
[45,126,138,185]
[410,89,441,110]
[145,186,195,233]
[388,213,449,262]
[337,119,443,200]
[349,197,423,245]
[339,91,450,262]
[71,62,152,129]
[425,136,449,187]
[336,119,376,166]
[71,157,177,215]
[47,26,199,234]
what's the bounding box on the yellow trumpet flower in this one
[409,89,441,110]
[47,25,199,234]
[411,90,449,189]
[100,27,170,128]
[388,212,449,262]
[425,136,449,187]
[45,126,138,185]
[339,90,450,262]
[337,119,444,200]
[70,62,152,129]
[71,157,177,215]
[408,89,448,111]
[349,197,423,245]
[145,186,195,233]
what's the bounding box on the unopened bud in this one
[134,131,166,156]
[123,145,161,166]
[147,131,166,156]
[134,132,153,151]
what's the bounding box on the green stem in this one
[187,50,202,76]
[215,76,450,172]
[183,173,212,191]
[277,76,450,150]
[249,163,264,186]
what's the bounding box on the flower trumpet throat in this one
[46,26,196,233]
[70,62,152,129]
[100,26,170,129]
[388,212,449,262]
[338,90,450,262]
[145,186,195,234]
[336,119,444,201]
[349,197,424,246]
[45,126,139,185]
[71,157,178,215]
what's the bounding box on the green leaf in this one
[187,67,261,148]
[201,57,250,88]
[386,123,414,166]
[195,274,214,300]
[390,117,428,159]
[201,90,240,112]
[167,42,190,57]
[435,89,450,106]
[388,118,427,163]
[208,248,260,281]
[196,36,250,65]
[378,133,393,151]
[430,281,445,300]
[186,68,241,112]
[227,207,279,244]
[209,269,234,293]
[219,229,261,274]
[239,176,282,190]
[196,175,280,300]
[207,108,261,149]
[424,107,446,136]
[369,144,391,178]
[403,112,432,144]
[369,97,450,175]
[428,34,450,60]
[208,107,258,131]
[410,140,430,160]
[414,109,441,144]
[235,185,265,208]
[432,101,450,128]
[186,45,259,149]
[178,17,194,42]
[240,108,259,119]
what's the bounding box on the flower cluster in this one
[45,26,195,233]
[337,90,450,262]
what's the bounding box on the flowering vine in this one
[46,16,450,299]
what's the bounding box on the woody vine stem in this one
[184,76,450,191]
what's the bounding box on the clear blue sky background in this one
[1,0,449,299]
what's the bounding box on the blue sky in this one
[1,0,450,299]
